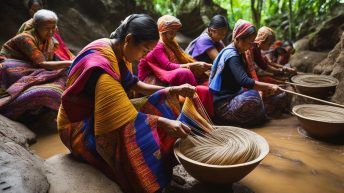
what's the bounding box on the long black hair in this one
[208,15,229,29]
[110,14,159,44]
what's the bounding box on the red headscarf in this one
[232,19,254,40]
[157,15,182,33]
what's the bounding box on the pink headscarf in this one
[232,19,254,40]
[157,15,182,33]
[255,26,275,46]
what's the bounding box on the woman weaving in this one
[0,9,72,119]
[57,14,201,193]
[138,15,211,86]
[209,19,286,126]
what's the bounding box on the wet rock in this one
[176,0,227,38]
[0,141,49,193]
[45,154,123,193]
[289,51,328,73]
[313,32,344,104]
[0,115,36,145]
[309,14,344,52]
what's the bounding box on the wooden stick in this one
[279,87,344,108]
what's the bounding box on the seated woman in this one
[0,9,72,119]
[245,27,296,84]
[138,15,211,86]
[186,15,229,63]
[209,19,285,126]
[17,0,74,61]
[263,40,295,66]
[58,14,200,193]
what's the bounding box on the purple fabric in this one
[186,33,225,63]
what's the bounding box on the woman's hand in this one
[157,117,191,138]
[188,62,212,76]
[254,81,280,97]
[168,84,196,98]
[283,66,297,75]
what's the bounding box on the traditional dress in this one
[138,15,207,87]
[0,29,66,119]
[263,40,294,66]
[186,31,225,63]
[17,18,74,61]
[209,43,266,126]
[58,38,212,193]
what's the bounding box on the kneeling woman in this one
[138,15,211,86]
[0,9,72,119]
[209,19,280,126]
[58,14,196,193]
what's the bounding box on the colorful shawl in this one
[1,29,57,64]
[61,38,137,122]
[17,18,74,61]
[232,19,254,40]
[208,44,239,93]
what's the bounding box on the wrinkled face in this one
[36,20,57,41]
[235,33,257,53]
[123,36,158,62]
[209,27,228,42]
[29,2,42,17]
[162,29,177,41]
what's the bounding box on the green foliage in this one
[213,0,342,40]
[135,0,342,41]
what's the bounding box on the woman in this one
[138,15,211,86]
[263,40,295,66]
[58,14,198,193]
[186,15,229,63]
[0,9,72,119]
[17,0,75,61]
[209,19,281,126]
[245,26,296,84]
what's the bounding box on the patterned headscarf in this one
[157,15,182,33]
[255,26,275,46]
[232,19,254,40]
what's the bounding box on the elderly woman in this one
[245,26,296,84]
[58,14,199,193]
[186,15,229,63]
[0,9,72,119]
[209,19,282,126]
[138,15,211,86]
[17,0,74,61]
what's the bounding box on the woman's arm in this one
[206,47,219,61]
[38,60,72,70]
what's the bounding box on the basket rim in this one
[291,74,339,88]
[292,104,344,124]
[174,126,270,169]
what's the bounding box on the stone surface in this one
[0,114,36,145]
[176,0,228,38]
[309,13,344,52]
[289,51,328,73]
[44,154,123,193]
[313,32,344,104]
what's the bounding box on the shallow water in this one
[29,115,344,193]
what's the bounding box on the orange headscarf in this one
[255,26,275,47]
[157,15,195,64]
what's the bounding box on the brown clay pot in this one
[292,104,344,139]
[174,126,269,185]
[291,74,339,99]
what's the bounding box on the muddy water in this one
[29,115,343,193]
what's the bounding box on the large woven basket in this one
[174,126,269,185]
[292,104,344,139]
[291,74,338,99]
